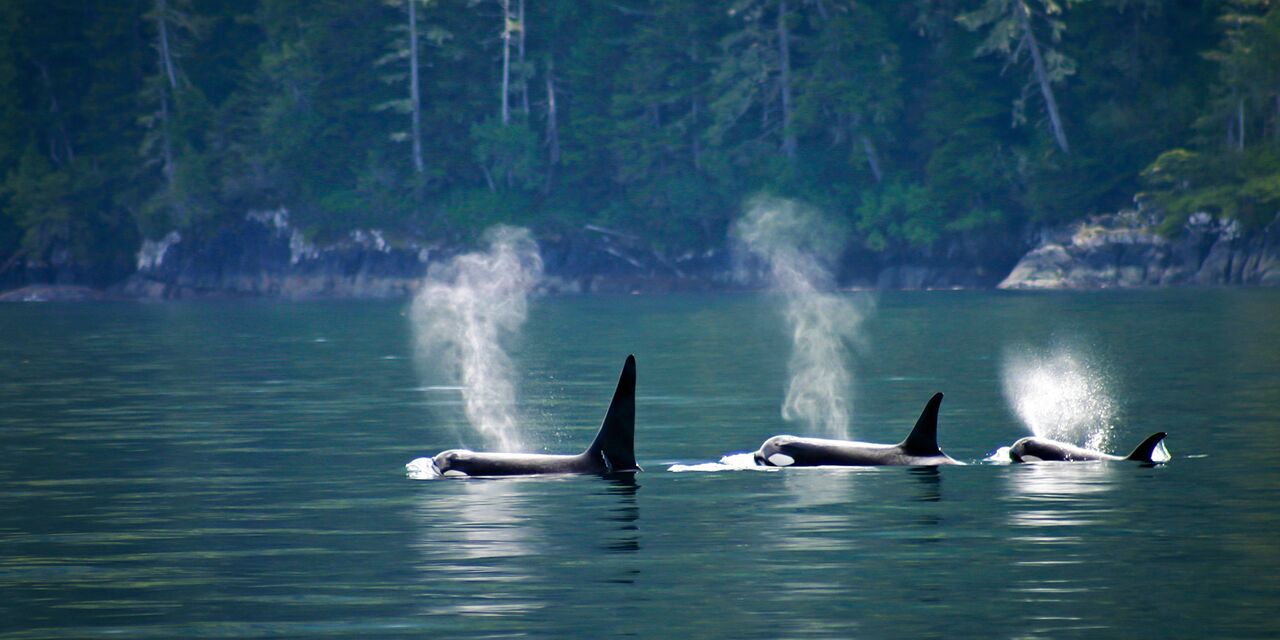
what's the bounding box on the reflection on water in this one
[601,474,641,555]
[743,467,953,639]
[407,475,642,634]
[411,480,545,620]
[1000,463,1121,635]
[1008,461,1116,496]
[909,466,943,503]
[1005,462,1116,530]
[3,292,1280,638]
[775,471,862,552]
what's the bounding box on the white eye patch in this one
[767,453,795,467]
[443,470,470,478]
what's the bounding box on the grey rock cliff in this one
[118,211,728,299]
[999,211,1280,289]
[121,210,431,299]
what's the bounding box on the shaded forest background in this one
[2,0,1279,285]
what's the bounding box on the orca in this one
[1006,432,1169,463]
[407,355,639,478]
[753,393,961,467]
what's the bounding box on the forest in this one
[1,0,1279,284]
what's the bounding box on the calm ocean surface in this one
[2,290,1279,638]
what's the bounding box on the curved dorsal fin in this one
[584,355,639,472]
[898,392,944,456]
[1125,432,1169,462]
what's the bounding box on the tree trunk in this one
[35,61,74,166]
[1014,0,1069,155]
[813,0,829,20]
[156,0,177,90]
[777,0,796,158]
[158,85,174,184]
[1237,98,1245,152]
[861,135,883,183]
[543,57,559,194]
[481,164,496,192]
[152,0,176,186]
[500,0,511,125]
[408,0,424,173]
[690,38,702,170]
[518,0,528,119]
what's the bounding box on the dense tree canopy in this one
[0,0,1275,280]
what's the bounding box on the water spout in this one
[735,197,871,440]
[1001,344,1116,452]
[411,226,543,452]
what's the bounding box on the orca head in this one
[1007,437,1038,463]
[754,436,798,467]
[432,449,475,478]
[405,456,441,479]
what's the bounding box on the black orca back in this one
[1125,432,1168,462]
[898,392,945,457]
[585,355,639,472]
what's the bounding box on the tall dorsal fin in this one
[584,355,639,472]
[898,392,944,456]
[1125,432,1169,462]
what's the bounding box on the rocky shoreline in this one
[118,210,431,300]
[998,210,1280,289]
[2,208,1278,301]
[112,210,735,300]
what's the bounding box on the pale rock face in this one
[998,243,1073,290]
[288,229,318,265]
[123,209,433,299]
[137,231,182,271]
[999,211,1280,289]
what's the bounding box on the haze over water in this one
[2,290,1279,638]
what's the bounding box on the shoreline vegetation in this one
[3,2,1280,297]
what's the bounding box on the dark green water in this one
[2,291,1279,638]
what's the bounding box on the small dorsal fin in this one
[1125,432,1169,462]
[584,355,639,472]
[898,392,944,456]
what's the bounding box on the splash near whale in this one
[1001,344,1117,452]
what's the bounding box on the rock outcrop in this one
[999,211,1280,289]
[120,210,431,299]
[116,211,730,300]
[539,224,730,293]
[0,284,128,302]
[841,228,1029,290]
